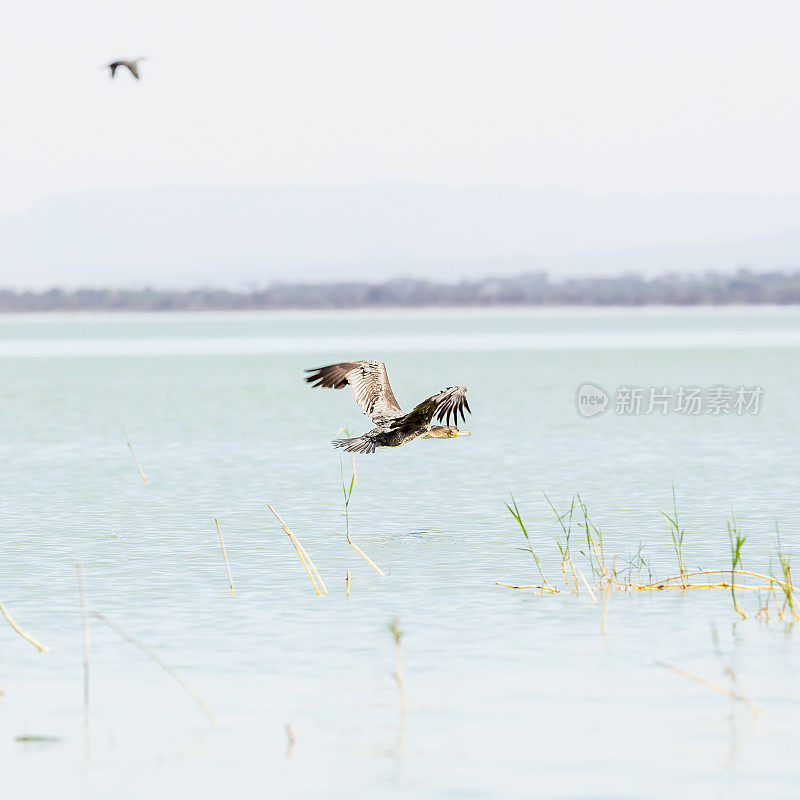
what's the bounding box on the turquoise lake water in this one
[1,307,799,798]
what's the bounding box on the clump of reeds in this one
[500,494,607,599]
[543,493,579,592]
[775,540,799,622]
[620,543,652,586]
[727,512,747,619]
[578,493,610,588]
[506,494,553,592]
[660,485,687,587]
[498,490,799,622]
[760,525,800,623]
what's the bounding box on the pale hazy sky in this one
[2,1,800,214]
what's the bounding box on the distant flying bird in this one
[305,360,471,454]
[108,58,145,80]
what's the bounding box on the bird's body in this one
[305,360,471,453]
[108,58,144,80]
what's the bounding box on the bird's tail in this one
[332,435,377,454]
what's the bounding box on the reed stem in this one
[214,518,234,596]
[122,429,148,484]
[575,566,598,603]
[285,723,296,758]
[600,565,613,635]
[656,661,763,717]
[389,618,406,717]
[0,600,49,652]
[76,562,91,757]
[267,505,327,594]
[91,610,216,724]
[340,460,384,576]
[639,568,797,591]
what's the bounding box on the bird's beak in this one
[456,430,471,436]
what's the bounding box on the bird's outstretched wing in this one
[331,432,380,454]
[305,360,403,423]
[127,62,140,79]
[395,386,470,428]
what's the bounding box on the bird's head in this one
[423,425,470,439]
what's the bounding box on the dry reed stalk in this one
[589,537,610,587]
[639,569,797,591]
[122,429,148,484]
[600,575,612,635]
[771,584,786,622]
[346,533,384,576]
[90,610,216,724]
[756,594,770,623]
[590,545,622,592]
[347,539,384,576]
[214,518,234,596]
[291,541,321,594]
[723,666,761,715]
[567,555,579,593]
[498,579,781,593]
[389,619,406,718]
[495,582,558,593]
[392,619,407,757]
[76,563,91,757]
[0,600,49,652]
[656,661,763,717]
[285,723,296,758]
[346,569,351,598]
[295,539,327,592]
[574,566,598,603]
[267,505,327,595]
[639,582,780,591]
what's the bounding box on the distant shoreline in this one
[3,269,800,312]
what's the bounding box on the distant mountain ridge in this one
[4,269,800,311]
[2,184,800,289]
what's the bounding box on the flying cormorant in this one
[305,360,471,454]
